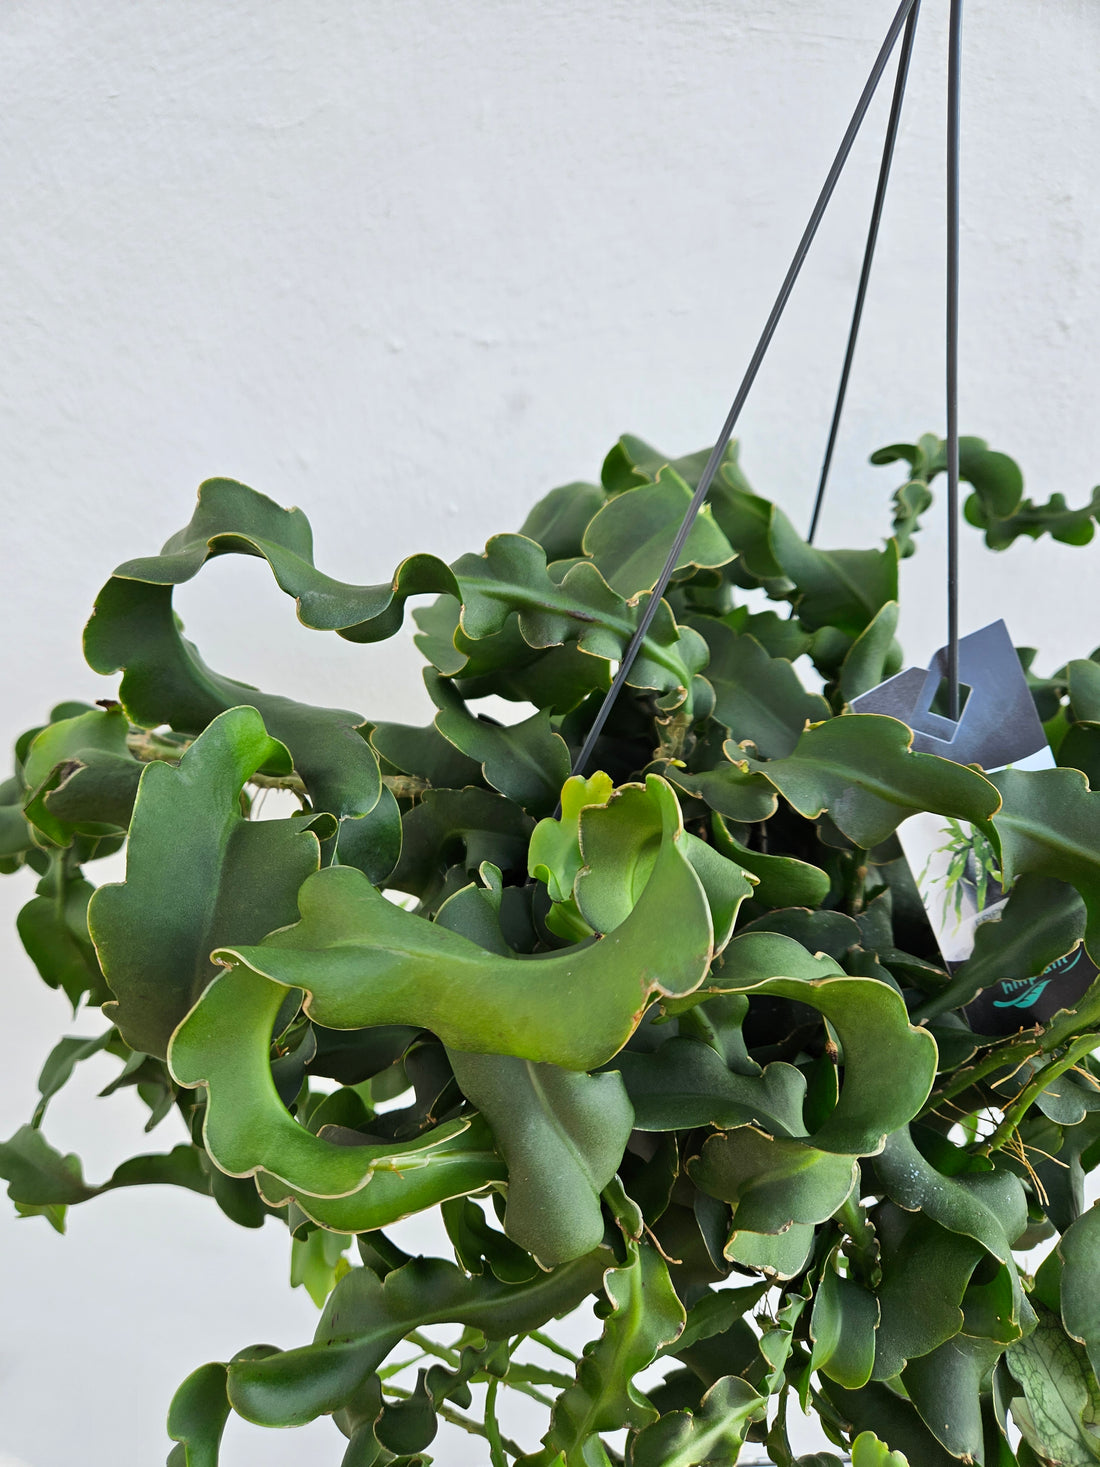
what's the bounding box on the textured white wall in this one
[1,2,1098,1463]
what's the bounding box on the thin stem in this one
[126,729,428,799]
[406,1329,462,1367]
[528,1329,580,1365]
[485,1378,510,1467]
[920,1034,1042,1115]
[979,1032,1100,1156]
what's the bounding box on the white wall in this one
[1,2,1098,1462]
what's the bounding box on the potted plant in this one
[3,429,1100,1467]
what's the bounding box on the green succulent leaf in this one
[850,1430,912,1467]
[809,1261,879,1390]
[693,620,829,758]
[228,1252,606,1426]
[81,479,430,822]
[1060,1204,1100,1382]
[448,1050,634,1266]
[192,775,714,1073]
[519,480,607,562]
[689,1126,857,1239]
[989,766,1100,962]
[614,1035,807,1137]
[710,813,830,909]
[745,714,1001,848]
[629,1375,765,1467]
[426,669,570,815]
[166,1362,231,1467]
[88,706,327,1057]
[543,1241,686,1459]
[1007,1304,1100,1466]
[871,1205,984,1380]
[451,534,708,712]
[581,466,735,598]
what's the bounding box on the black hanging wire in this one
[568,0,920,786]
[946,0,964,718]
[807,0,922,545]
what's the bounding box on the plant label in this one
[852,619,1097,1032]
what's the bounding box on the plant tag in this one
[852,619,1097,1032]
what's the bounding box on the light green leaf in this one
[850,1430,911,1467]
[194,775,714,1074]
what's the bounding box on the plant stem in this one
[484,1378,509,1467]
[406,1329,462,1367]
[921,1035,1042,1115]
[126,729,428,798]
[979,1031,1100,1155]
[528,1329,580,1364]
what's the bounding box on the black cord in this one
[807,0,922,545]
[946,0,964,720]
[568,0,920,786]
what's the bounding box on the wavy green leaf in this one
[451,534,707,711]
[693,621,828,758]
[682,934,937,1156]
[88,706,327,1057]
[191,775,713,1074]
[544,1242,685,1460]
[689,1126,857,1238]
[810,1261,879,1390]
[710,814,830,908]
[871,1204,983,1380]
[1007,1304,1100,1465]
[426,669,569,816]
[449,1050,633,1266]
[614,1036,807,1137]
[167,1362,231,1467]
[745,715,1001,848]
[630,1375,765,1467]
[227,1252,605,1426]
[1061,1204,1100,1381]
[581,467,734,598]
[873,1127,1026,1266]
[989,766,1100,961]
[519,480,607,562]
